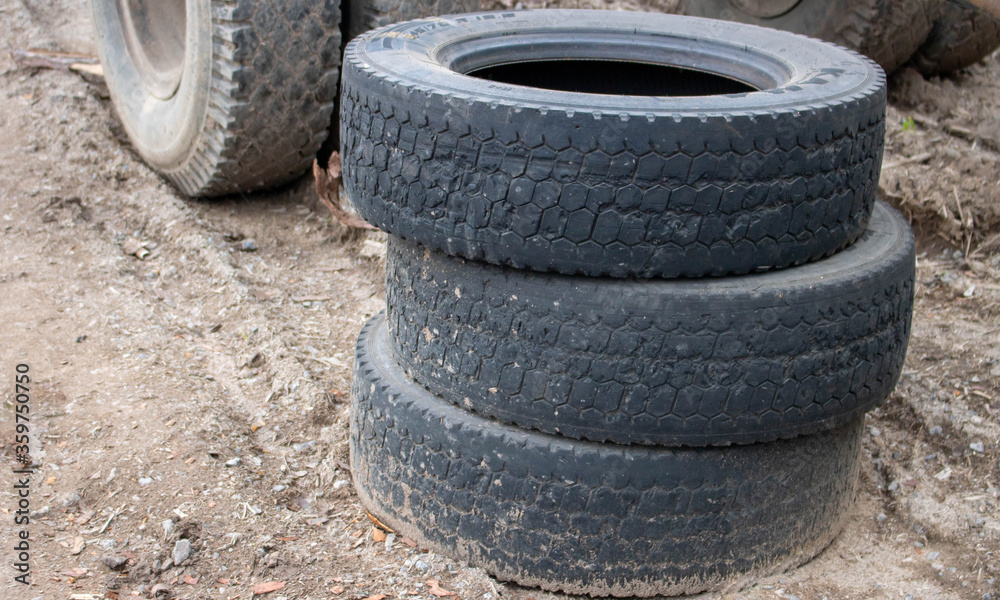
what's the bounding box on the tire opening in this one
[118,0,186,99]
[467,59,757,96]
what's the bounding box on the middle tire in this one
[341,10,887,278]
[386,201,915,446]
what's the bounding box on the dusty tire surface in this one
[913,0,1000,75]
[386,202,914,446]
[341,10,886,278]
[680,0,942,74]
[92,0,342,197]
[350,314,863,597]
[346,0,482,40]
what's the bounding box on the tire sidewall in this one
[92,0,212,171]
[345,9,881,116]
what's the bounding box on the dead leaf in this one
[45,476,57,484]
[313,157,376,230]
[372,527,386,542]
[331,586,345,594]
[70,536,86,555]
[76,509,95,525]
[218,578,231,585]
[361,594,387,600]
[401,536,417,548]
[252,581,286,595]
[184,574,199,585]
[426,580,456,597]
[365,512,394,533]
[275,536,299,542]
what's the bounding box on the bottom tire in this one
[350,314,863,597]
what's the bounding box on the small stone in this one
[139,477,154,487]
[272,485,286,492]
[293,441,316,453]
[102,555,129,572]
[869,427,881,437]
[173,538,192,566]
[161,519,174,536]
[240,239,258,252]
[970,442,985,453]
[31,506,50,519]
[876,513,888,522]
[225,458,241,467]
[926,551,940,561]
[414,560,430,571]
[333,479,350,490]
[932,561,944,570]
[929,426,943,436]
[61,492,82,509]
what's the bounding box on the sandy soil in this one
[0,1,997,599]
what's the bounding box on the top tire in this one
[341,10,886,278]
[92,0,342,197]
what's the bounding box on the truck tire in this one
[92,0,341,197]
[386,201,914,446]
[346,0,482,40]
[680,0,943,75]
[913,0,1000,75]
[341,10,886,279]
[351,314,863,597]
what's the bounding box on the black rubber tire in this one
[341,10,886,279]
[386,201,914,447]
[913,0,1000,75]
[680,0,943,75]
[351,314,863,597]
[92,0,341,197]
[346,0,482,40]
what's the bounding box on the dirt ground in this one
[1,1,998,599]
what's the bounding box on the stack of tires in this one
[342,11,916,597]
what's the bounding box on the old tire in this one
[341,10,886,279]
[346,0,482,40]
[913,0,1000,75]
[386,201,914,446]
[92,0,342,197]
[680,0,943,75]
[351,314,863,596]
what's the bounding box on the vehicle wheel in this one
[91,0,341,197]
[679,0,943,74]
[386,201,914,446]
[351,314,863,597]
[341,10,886,279]
[346,0,482,40]
[913,0,1000,75]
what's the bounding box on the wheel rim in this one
[116,0,186,100]
[728,0,803,18]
